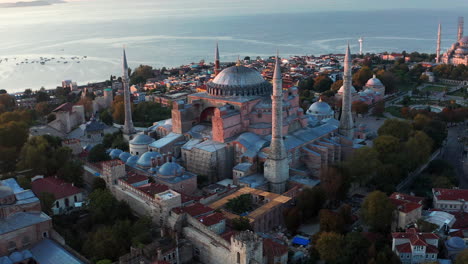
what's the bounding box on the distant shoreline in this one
[0,0,66,8]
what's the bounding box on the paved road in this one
[440,124,467,188]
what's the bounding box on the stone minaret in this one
[339,44,354,139]
[122,49,135,136]
[264,54,289,194]
[436,23,442,63]
[358,37,363,55]
[458,17,464,41]
[214,42,220,76]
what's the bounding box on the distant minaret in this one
[122,49,135,136]
[264,53,289,194]
[458,17,464,41]
[436,23,442,63]
[358,37,363,55]
[214,42,221,76]
[339,44,354,139]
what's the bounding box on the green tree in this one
[330,80,343,91]
[57,159,84,186]
[361,191,395,232]
[313,75,333,92]
[17,136,50,174]
[38,192,55,215]
[352,101,369,115]
[297,186,326,220]
[283,207,301,233]
[298,76,315,91]
[88,144,111,163]
[373,135,400,163]
[130,65,154,85]
[344,147,382,185]
[226,194,252,214]
[336,232,370,264]
[96,260,112,264]
[405,131,433,170]
[112,101,125,125]
[423,120,447,150]
[100,109,113,125]
[0,94,16,113]
[319,209,344,233]
[352,66,373,89]
[316,232,344,263]
[232,216,251,231]
[378,119,412,141]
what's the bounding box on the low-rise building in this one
[390,192,424,230]
[31,176,84,215]
[392,228,439,264]
[433,188,468,212]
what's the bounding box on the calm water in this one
[0,0,466,93]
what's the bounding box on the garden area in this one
[421,85,448,92]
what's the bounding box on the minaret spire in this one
[264,53,289,194]
[457,17,464,41]
[436,23,442,63]
[358,37,363,55]
[339,43,354,139]
[214,42,220,76]
[122,48,135,136]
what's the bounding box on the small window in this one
[43,232,48,238]
[74,195,77,202]
[56,201,59,208]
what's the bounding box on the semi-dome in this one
[129,134,155,145]
[206,65,272,97]
[119,152,132,162]
[460,36,468,45]
[9,252,22,263]
[136,151,162,168]
[109,149,123,159]
[126,156,139,166]
[0,186,14,199]
[157,161,184,178]
[307,99,333,116]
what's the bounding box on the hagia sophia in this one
[112,44,362,195]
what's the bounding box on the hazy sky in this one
[0,0,467,13]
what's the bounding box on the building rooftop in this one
[0,212,51,235]
[433,188,468,201]
[30,239,84,264]
[31,177,83,200]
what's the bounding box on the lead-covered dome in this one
[136,151,162,168]
[129,134,155,145]
[365,75,384,87]
[0,186,14,199]
[157,162,185,178]
[207,65,272,97]
[459,36,468,45]
[308,99,332,115]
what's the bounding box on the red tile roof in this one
[395,243,412,253]
[449,212,468,229]
[390,192,424,204]
[449,230,465,238]
[433,188,468,201]
[390,198,422,214]
[31,177,83,200]
[179,202,213,217]
[136,183,169,197]
[221,230,236,242]
[197,212,225,226]
[426,244,439,254]
[263,238,288,257]
[122,174,148,185]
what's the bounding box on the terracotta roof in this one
[449,230,465,238]
[263,238,288,257]
[31,177,83,200]
[122,174,148,185]
[395,243,412,253]
[390,192,424,204]
[450,212,468,229]
[390,198,422,213]
[197,212,225,226]
[410,236,427,246]
[52,102,74,112]
[180,202,213,217]
[433,188,468,201]
[221,230,236,242]
[136,183,168,197]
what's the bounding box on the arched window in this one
[237,252,240,264]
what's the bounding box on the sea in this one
[0,0,467,93]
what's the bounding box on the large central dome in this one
[207,65,272,97]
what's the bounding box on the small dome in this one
[365,75,384,87]
[158,161,184,178]
[126,156,139,166]
[21,250,32,259]
[9,252,23,263]
[109,149,123,159]
[0,186,14,199]
[129,134,155,145]
[0,257,13,264]
[307,99,332,115]
[459,36,468,44]
[338,85,357,94]
[207,65,272,97]
[447,237,466,249]
[119,152,132,162]
[136,151,162,168]
[363,88,374,94]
